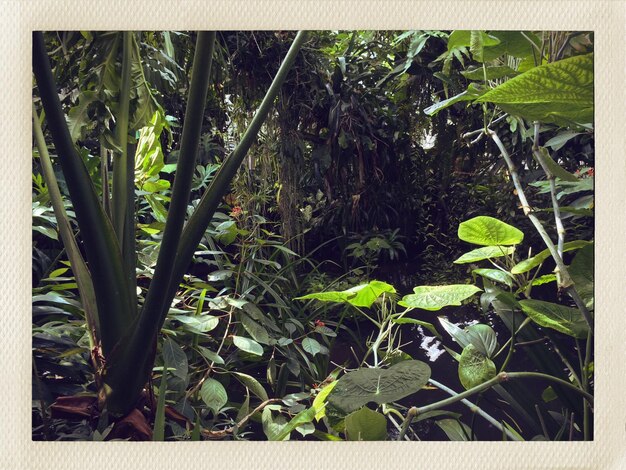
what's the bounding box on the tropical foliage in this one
[32,30,593,441]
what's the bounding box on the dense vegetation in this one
[32,30,594,441]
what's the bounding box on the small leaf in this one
[200,378,228,415]
[196,346,224,365]
[473,268,513,287]
[568,243,593,310]
[436,418,472,441]
[458,344,497,390]
[399,285,481,311]
[534,147,578,182]
[544,131,583,152]
[231,372,269,401]
[232,336,264,356]
[172,315,219,333]
[162,337,188,380]
[302,337,322,356]
[454,246,515,264]
[312,381,338,422]
[438,317,471,349]
[519,299,589,338]
[344,407,388,441]
[458,216,524,246]
[392,317,441,339]
[511,240,591,274]
[464,324,498,358]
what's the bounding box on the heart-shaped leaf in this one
[464,324,498,358]
[399,285,481,311]
[458,344,497,390]
[295,281,396,308]
[473,268,513,287]
[458,216,524,246]
[344,407,388,441]
[454,246,515,264]
[328,360,431,413]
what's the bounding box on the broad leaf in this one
[568,243,594,310]
[438,317,471,349]
[511,240,591,274]
[458,344,497,390]
[295,280,395,308]
[302,337,322,356]
[273,406,317,441]
[458,216,524,246]
[66,91,98,142]
[454,245,515,264]
[475,53,594,127]
[196,346,224,365]
[544,131,583,152]
[344,407,388,441]
[171,314,219,334]
[482,31,541,61]
[473,268,513,287]
[200,378,228,415]
[399,285,481,311]
[519,299,589,338]
[328,360,431,413]
[232,336,264,356]
[312,380,338,421]
[469,30,500,62]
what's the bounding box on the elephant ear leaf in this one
[475,53,593,127]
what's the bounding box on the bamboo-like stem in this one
[532,122,565,276]
[33,32,134,356]
[428,379,521,441]
[488,130,593,332]
[403,371,593,425]
[112,31,132,248]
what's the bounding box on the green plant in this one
[32,30,310,415]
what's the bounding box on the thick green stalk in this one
[408,371,593,421]
[33,32,134,356]
[102,31,216,414]
[33,105,100,343]
[111,31,137,303]
[112,31,132,247]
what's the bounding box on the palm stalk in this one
[33,32,135,356]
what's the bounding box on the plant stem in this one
[406,371,593,423]
[429,379,522,441]
[488,130,593,333]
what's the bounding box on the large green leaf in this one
[458,344,497,390]
[519,299,589,338]
[469,30,500,62]
[171,314,219,334]
[344,407,388,441]
[328,360,431,413]
[458,216,524,246]
[66,91,98,143]
[295,280,396,308]
[399,285,481,311]
[454,246,515,264]
[475,53,594,127]
[200,378,228,415]
[511,240,591,274]
[568,243,594,310]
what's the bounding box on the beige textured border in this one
[1,1,624,469]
